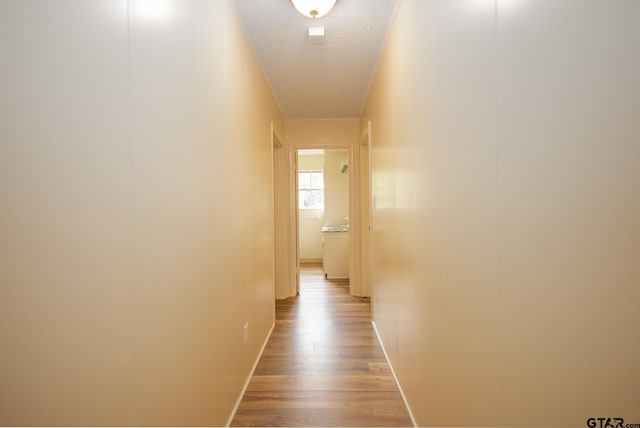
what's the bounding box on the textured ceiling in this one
[231,0,399,119]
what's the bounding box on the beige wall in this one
[285,119,360,145]
[0,1,281,426]
[323,150,350,227]
[297,155,324,262]
[298,152,324,171]
[298,209,324,261]
[362,0,640,426]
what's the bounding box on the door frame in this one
[270,122,283,307]
[359,120,373,300]
[288,142,361,297]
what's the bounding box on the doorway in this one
[296,149,350,290]
[290,144,357,296]
[297,149,326,269]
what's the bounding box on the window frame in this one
[298,170,324,210]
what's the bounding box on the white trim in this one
[371,321,418,428]
[226,322,276,427]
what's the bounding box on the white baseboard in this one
[225,322,275,427]
[371,320,418,428]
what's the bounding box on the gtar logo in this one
[587,418,625,428]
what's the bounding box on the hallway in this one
[2,1,640,426]
[231,265,412,427]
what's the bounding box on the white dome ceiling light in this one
[290,0,338,19]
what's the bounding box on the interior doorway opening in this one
[296,149,351,292]
[290,144,356,296]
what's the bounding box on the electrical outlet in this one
[243,323,249,345]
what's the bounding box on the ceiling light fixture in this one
[290,0,337,19]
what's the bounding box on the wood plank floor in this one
[231,265,413,427]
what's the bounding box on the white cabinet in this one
[322,230,349,279]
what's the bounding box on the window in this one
[298,171,324,209]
